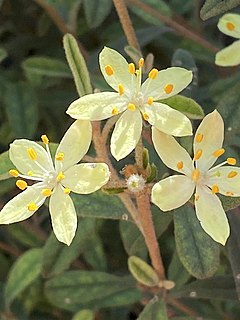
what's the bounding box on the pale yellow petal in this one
[215,40,240,66]
[217,13,240,38]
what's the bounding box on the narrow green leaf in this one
[5,248,43,306]
[200,0,240,20]
[6,224,44,247]
[174,205,220,279]
[82,234,107,271]
[72,310,95,320]
[219,195,240,211]
[0,48,7,63]
[138,299,168,320]
[83,0,112,28]
[168,251,191,288]
[0,151,14,180]
[63,33,92,96]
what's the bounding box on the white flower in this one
[67,47,193,161]
[0,120,110,245]
[151,110,240,245]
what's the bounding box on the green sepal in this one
[143,148,149,169]
[200,0,240,20]
[102,187,126,195]
[146,163,158,183]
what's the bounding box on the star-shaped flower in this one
[215,13,240,66]
[67,47,193,161]
[151,110,240,245]
[0,120,110,245]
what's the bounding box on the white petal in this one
[193,110,224,171]
[152,127,194,175]
[217,14,240,38]
[151,175,194,211]
[66,92,127,120]
[63,163,110,194]
[0,184,46,224]
[195,186,230,245]
[215,40,240,67]
[146,102,192,136]
[49,185,77,246]
[10,140,53,176]
[110,109,142,161]
[142,67,192,100]
[55,120,92,172]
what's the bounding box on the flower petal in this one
[142,67,192,100]
[99,47,133,92]
[195,186,230,245]
[110,109,142,161]
[146,102,192,136]
[217,13,240,38]
[55,120,92,172]
[151,175,194,211]
[215,40,240,67]
[63,163,110,194]
[0,184,45,224]
[193,110,224,171]
[49,185,77,246]
[66,92,127,121]
[10,140,53,176]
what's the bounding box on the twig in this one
[167,297,199,317]
[0,241,21,257]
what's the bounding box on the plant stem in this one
[135,138,143,169]
[167,297,199,317]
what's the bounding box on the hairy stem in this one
[135,138,143,169]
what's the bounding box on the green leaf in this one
[63,33,92,96]
[5,248,43,306]
[0,47,7,63]
[159,95,204,120]
[200,0,240,20]
[45,271,141,312]
[72,310,95,320]
[0,151,14,180]
[174,205,220,279]
[167,250,191,288]
[137,299,168,320]
[219,195,240,211]
[6,224,44,247]
[83,0,112,28]
[128,256,159,287]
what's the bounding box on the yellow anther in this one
[177,161,183,170]
[194,193,200,201]
[27,203,38,211]
[193,149,203,161]
[195,133,203,143]
[164,84,174,94]
[226,191,234,196]
[16,180,28,190]
[112,107,119,115]
[28,171,33,176]
[41,188,52,197]
[118,83,124,96]
[148,68,158,80]
[211,184,219,194]
[64,188,71,195]
[192,169,200,182]
[227,157,236,165]
[228,171,238,178]
[138,58,144,68]
[128,103,136,111]
[105,65,114,76]
[57,171,65,181]
[128,63,135,74]
[226,22,235,31]
[147,96,153,105]
[9,169,19,177]
[143,112,149,121]
[213,148,225,157]
[27,148,37,161]
[56,152,64,161]
[41,135,49,144]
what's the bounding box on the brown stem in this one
[113,0,141,52]
[0,242,21,257]
[167,297,199,317]
[135,137,143,169]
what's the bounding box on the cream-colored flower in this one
[67,47,193,161]
[151,110,240,245]
[0,120,110,245]
[215,13,240,66]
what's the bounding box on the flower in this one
[215,13,240,66]
[0,120,110,245]
[151,110,240,245]
[67,47,193,161]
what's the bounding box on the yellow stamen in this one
[57,171,65,181]
[192,169,200,182]
[228,171,238,178]
[195,133,203,143]
[211,184,219,194]
[227,157,236,165]
[193,149,202,161]
[27,148,37,161]
[164,84,173,94]
[128,103,136,111]
[226,22,235,31]
[112,107,119,115]
[41,188,52,197]
[213,148,225,157]
[28,203,38,211]
[64,188,71,195]
[118,83,124,96]
[143,112,149,121]
[148,68,158,80]
[128,63,135,74]
[194,193,199,201]
[56,152,64,161]
[147,96,153,105]
[41,134,49,144]
[105,65,114,76]
[138,58,144,68]
[226,191,234,196]
[177,161,183,170]
[9,169,19,177]
[16,180,28,190]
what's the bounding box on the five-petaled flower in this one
[67,47,193,161]
[151,110,240,245]
[215,13,240,66]
[0,120,110,246]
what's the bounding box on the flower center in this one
[191,169,200,182]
